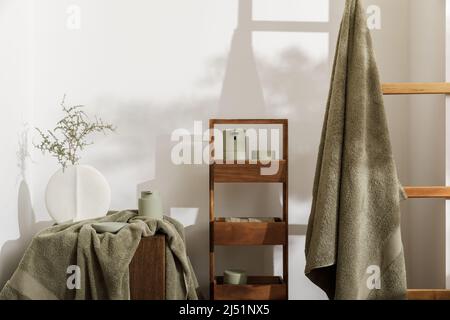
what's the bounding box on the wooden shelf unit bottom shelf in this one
[213,276,287,300]
[212,218,286,246]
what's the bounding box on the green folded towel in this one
[0,211,199,300]
[304,0,407,300]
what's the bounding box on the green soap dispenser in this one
[138,191,163,220]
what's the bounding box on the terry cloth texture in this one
[0,211,199,300]
[304,0,407,300]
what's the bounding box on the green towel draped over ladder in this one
[304,0,407,300]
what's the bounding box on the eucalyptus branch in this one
[34,96,116,170]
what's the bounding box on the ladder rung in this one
[382,82,450,95]
[404,187,450,199]
[407,289,450,300]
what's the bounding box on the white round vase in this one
[45,165,111,224]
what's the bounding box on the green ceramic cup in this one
[138,191,163,220]
[224,269,247,285]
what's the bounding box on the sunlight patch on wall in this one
[288,199,312,225]
[170,207,199,227]
[252,0,329,22]
[35,0,239,105]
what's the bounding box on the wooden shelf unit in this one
[209,119,288,300]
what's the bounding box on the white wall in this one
[0,0,447,298]
[0,0,36,287]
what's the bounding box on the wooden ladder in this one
[382,82,450,300]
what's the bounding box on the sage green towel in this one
[304,0,407,300]
[0,211,199,300]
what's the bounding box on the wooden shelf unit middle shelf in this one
[212,161,287,183]
[213,218,287,246]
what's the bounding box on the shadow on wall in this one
[85,0,329,299]
[256,46,329,212]
[89,72,221,298]
[0,126,53,288]
[87,21,278,296]
[219,27,265,117]
[254,47,328,289]
[0,181,52,288]
[92,47,325,297]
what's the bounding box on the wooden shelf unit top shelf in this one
[209,119,289,300]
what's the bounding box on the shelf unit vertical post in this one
[209,119,215,300]
[282,120,289,298]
